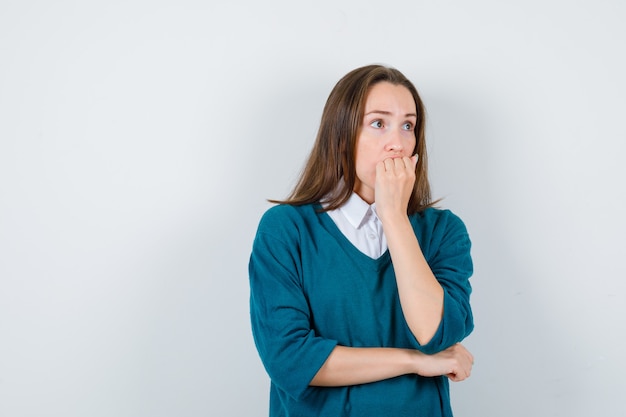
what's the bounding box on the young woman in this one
[249,64,474,416]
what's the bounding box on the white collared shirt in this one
[325,192,388,259]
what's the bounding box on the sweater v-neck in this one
[316,205,392,270]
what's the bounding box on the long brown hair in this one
[271,64,436,214]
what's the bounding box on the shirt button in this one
[368,234,376,239]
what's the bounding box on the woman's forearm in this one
[310,344,474,387]
[310,346,416,387]
[383,215,444,345]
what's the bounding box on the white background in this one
[1,1,625,416]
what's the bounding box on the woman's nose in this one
[386,132,403,152]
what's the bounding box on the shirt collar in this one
[338,192,379,230]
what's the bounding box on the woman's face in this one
[353,82,417,204]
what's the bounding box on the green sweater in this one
[249,203,474,416]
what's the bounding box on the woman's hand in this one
[374,155,418,221]
[413,344,474,382]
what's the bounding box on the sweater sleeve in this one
[249,207,338,401]
[412,209,474,354]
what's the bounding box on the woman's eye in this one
[402,122,413,131]
[370,120,383,129]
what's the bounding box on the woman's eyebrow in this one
[365,110,417,118]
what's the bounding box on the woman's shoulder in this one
[414,206,461,220]
[253,203,322,248]
[257,203,320,230]
[412,207,468,234]
[261,202,317,219]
